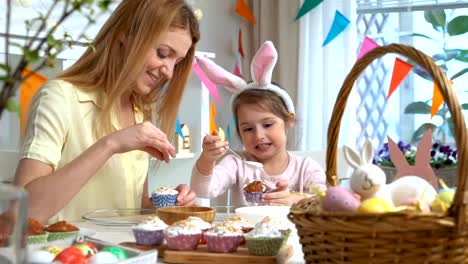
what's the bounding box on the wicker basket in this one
[379,165,458,187]
[288,43,468,263]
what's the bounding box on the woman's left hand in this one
[175,184,197,206]
[262,180,304,206]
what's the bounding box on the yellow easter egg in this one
[436,190,454,204]
[358,198,392,213]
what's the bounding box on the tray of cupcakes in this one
[27,218,157,263]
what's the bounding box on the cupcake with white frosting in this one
[205,223,244,253]
[164,219,202,251]
[244,216,290,256]
[151,186,179,207]
[132,216,168,246]
[185,216,212,244]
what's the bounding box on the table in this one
[76,213,306,264]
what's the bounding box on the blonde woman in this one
[15,0,200,223]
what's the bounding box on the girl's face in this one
[135,28,192,95]
[237,104,290,162]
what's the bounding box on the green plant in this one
[0,0,113,118]
[404,10,468,144]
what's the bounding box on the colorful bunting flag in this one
[357,36,379,60]
[238,28,245,58]
[430,82,443,118]
[20,68,47,140]
[387,58,413,99]
[322,10,350,47]
[226,124,231,143]
[175,118,184,139]
[210,100,217,135]
[193,62,222,105]
[295,0,323,21]
[233,61,242,78]
[235,0,256,24]
[218,127,226,142]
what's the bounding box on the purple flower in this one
[433,143,439,149]
[435,163,442,169]
[430,150,436,157]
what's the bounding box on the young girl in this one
[191,41,326,206]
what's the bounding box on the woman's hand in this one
[262,180,304,206]
[175,184,197,206]
[105,121,176,163]
[201,130,228,162]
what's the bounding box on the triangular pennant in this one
[175,118,184,139]
[357,36,379,60]
[322,10,350,47]
[226,124,231,144]
[218,127,226,142]
[193,62,222,105]
[232,115,237,127]
[235,0,256,24]
[430,82,443,118]
[238,28,245,58]
[387,58,413,99]
[20,68,47,140]
[295,0,323,21]
[210,100,217,135]
[233,61,242,78]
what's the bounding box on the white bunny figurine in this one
[344,139,437,207]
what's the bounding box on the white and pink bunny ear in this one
[195,56,247,93]
[251,41,278,87]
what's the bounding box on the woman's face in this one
[135,28,192,95]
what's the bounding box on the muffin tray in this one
[120,242,293,264]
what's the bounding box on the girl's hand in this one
[105,121,176,163]
[262,180,303,206]
[175,184,197,206]
[201,131,228,162]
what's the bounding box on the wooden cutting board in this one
[120,242,293,264]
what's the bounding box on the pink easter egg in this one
[322,186,361,212]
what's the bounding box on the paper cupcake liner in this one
[27,233,49,244]
[152,194,178,207]
[243,191,263,205]
[46,231,78,242]
[245,236,285,256]
[205,235,243,253]
[132,229,165,246]
[165,234,201,251]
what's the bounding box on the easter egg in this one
[73,243,96,257]
[322,186,361,212]
[28,250,55,263]
[89,252,119,264]
[358,198,391,213]
[437,189,455,204]
[41,246,63,256]
[101,246,128,260]
[54,247,87,264]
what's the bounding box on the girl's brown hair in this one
[58,0,200,140]
[232,86,294,135]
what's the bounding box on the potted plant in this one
[404,10,468,144]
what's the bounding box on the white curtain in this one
[296,0,359,151]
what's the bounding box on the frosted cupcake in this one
[205,223,244,253]
[185,216,212,244]
[244,216,290,256]
[243,180,267,205]
[164,220,202,251]
[151,186,179,207]
[224,215,254,233]
[132,216,168,246]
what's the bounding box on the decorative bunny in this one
[195,41,295,114]
[344,139,437,207]
[388,129,439,190]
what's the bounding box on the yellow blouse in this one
[21,80,148,222]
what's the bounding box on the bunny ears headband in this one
[195,41,295,114]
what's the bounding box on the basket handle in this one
[325,43,468,230]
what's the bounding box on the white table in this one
[76,213,306,264]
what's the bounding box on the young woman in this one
[15,0,200,223]
[191,41,326,206]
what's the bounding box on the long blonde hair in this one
[58,0,200,140]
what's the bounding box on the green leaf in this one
[412,123,437,143]
[404,101,431,114]
[424,10,446,32]
[98,0,112,11]
[23,49,39,64]
[451,68,468,80]
[446,49,468,63]
[462,103,468,110]
[432,50,460,62]
[446,118,455,139]
[0,64,11,74]
[413,64,433,81]
[447,15,468,36]
[6,99,21,113]
[409,33,435,41]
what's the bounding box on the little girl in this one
[190,41,326,206]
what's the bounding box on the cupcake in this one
[223,215,254,245]
[164,220,202,251]
[205,223,244,253]
[132,216,168,246]
[185,216,212,244]
[151,186,179,207]
[243,180,267,205]
[244,216,290,256]
[28,218,48,244]
[44,221,79,242]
